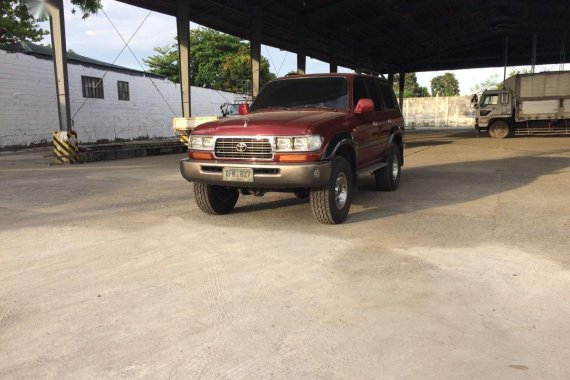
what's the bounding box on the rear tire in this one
[374,144,401,191]
[488,120,510,138]
[193,183,239,214]
[310,156,353,224]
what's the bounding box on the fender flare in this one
[323,138,356,160]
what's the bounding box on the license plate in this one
[222,167,253,182]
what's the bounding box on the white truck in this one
[475,71,570,138]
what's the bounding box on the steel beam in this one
[296,19,306,74]
[46,0,71,132]
[531,34,537,73]
[398,72,405,113]
[503,36,509,85]
[176,0,191,117]
[329,39,337,73]
[250,2,261,97]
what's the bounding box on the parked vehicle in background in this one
[475,71,570,138]
[180,73,405,224]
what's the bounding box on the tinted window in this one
[353,78,368,108]
[378,83,397,110]
[367,80,384,111]
[250,77,348,111]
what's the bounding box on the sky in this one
[38,0,560,95]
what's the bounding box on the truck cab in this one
[475,89,513,138]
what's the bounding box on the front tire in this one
[310,156,353,224]
[193,183,239,214]
[374,144,401,191]
[488,120,510,138]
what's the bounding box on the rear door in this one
[376,82,403,153]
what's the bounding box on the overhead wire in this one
[71,10,154,121]
[101,9,177,116]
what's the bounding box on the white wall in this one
[0,50,237,147]
[403,96,475,128]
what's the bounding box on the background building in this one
[0,42,236,148]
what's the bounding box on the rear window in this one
[251,77,348,111]
[378,83,398,110]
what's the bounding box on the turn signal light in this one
[278,154,308,162]
[190,152,213,160]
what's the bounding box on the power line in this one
[71,11,154,121]
[101,9,177,116]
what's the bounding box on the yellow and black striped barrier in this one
[179,133,189,146]
[52,131,79,164]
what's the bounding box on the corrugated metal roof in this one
[117,0,570,73]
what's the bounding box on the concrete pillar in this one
[176,0,191,117]
[250,3,261,97]
[46,0,71,132]
[398,72,405,113]
[296,20,306,74]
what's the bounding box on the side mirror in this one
[354,98,374,114]
[239,103,249,115]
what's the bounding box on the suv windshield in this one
[250,77,348,111]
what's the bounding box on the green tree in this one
[470,74,501,93]
[143,45,179,82]
[0,0,101,44]
[220,45,274,92]
[144,28,275,92]
[392,73,430,98]
[430,72,460,96]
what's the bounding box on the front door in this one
[353,78,379,169]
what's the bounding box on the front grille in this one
[215,137,273,159]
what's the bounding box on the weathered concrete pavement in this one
[1,129,569,379]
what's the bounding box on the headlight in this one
[274,135,322,152]
[190,135,214,150]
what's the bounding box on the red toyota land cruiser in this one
[180,73,405,224]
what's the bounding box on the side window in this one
[378,83,398,110]
[366,80,384,111]
[501,92,509,104]
[482,94,499,106]
[353,78,368,108]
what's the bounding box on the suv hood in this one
[193,110,347,136]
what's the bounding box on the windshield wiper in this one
[259,105,292,111]
[293,105,337,111]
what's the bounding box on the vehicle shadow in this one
[347,154,570,223]
[232,196,306,214]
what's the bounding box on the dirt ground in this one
[1,129,569,379]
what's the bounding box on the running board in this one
[357,162,387,176]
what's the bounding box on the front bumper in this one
[180,159,331,188]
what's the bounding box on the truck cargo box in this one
[506,71,570,99]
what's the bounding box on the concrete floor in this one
[1,129,569,379]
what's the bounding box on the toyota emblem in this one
[235,142,248,152]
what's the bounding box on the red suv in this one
[180,73,405,224]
